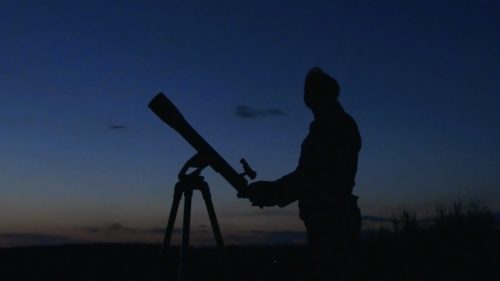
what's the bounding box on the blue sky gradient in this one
[1,0,499,246]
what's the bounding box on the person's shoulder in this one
[342,112,361,146]
[341,112,359,129]
[341,111,356,123]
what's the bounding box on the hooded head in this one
[304,67,341,116]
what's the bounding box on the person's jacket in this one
[273,109,361,220]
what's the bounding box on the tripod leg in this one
[162,182,184,253]
[178,188,193,281]
[200,183,224,248]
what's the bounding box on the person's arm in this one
[246,132,317,207]
[272,169,306,207]
[245,169,304,208]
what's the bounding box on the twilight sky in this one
[1,0,499,247]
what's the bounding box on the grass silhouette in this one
[362,201,499,281]
[1,202,498,281]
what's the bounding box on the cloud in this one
[225,208,297,218]
[149,227,168,234]
[0,233,74,247]
[235,105,285,118]
[108,125,127,130]
[81,223,177,235]
[82,223,135,234]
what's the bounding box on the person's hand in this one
[243,181,279,208]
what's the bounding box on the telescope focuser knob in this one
[240,158,257,180]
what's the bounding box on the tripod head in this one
[149,93,256,194]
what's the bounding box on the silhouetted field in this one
[1,204,499,281]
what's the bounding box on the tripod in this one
[162,154,224,281]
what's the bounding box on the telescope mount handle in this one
[178,153,209,181]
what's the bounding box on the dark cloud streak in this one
[81,223,176,235]
[82,223,135,234]
[0,233,74,247]
[108,125,127,130]
[235,105,285,118]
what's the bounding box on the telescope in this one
[149,92,257,281]
[148,93,256,191]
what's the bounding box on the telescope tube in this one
[148,93,248,192]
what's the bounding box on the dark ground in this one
[1,234,498,281]
[2,207,499,281]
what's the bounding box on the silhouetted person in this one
[245,67,362,281]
